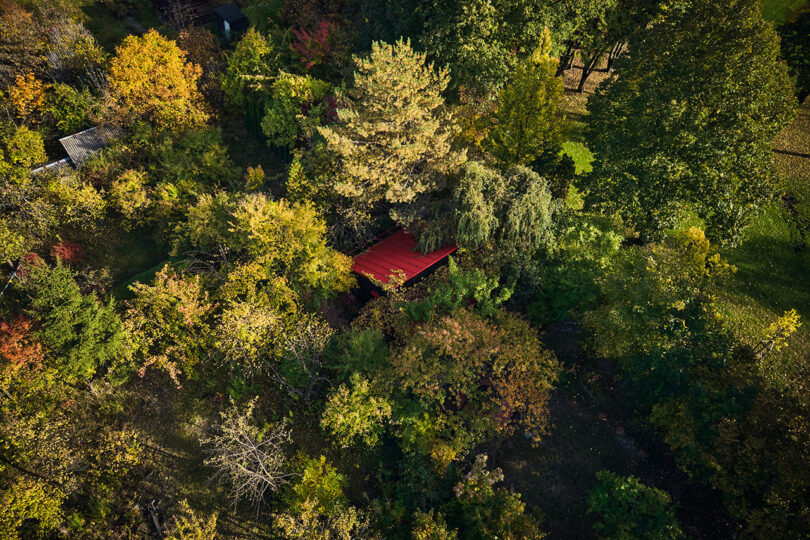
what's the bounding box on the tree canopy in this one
[584,0,796,242]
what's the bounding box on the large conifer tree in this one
[318,39,466,207]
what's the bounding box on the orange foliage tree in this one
[8,73,50,123]
[0,316,44,382]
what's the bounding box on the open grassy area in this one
[561,140,594,175]
[717,100,810,381]
[761,0,809,23]
[77,0,159,51]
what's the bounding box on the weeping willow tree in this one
[451,161,557,263]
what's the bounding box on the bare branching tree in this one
[203,400,293,515]
[160,0,192,31]
[46,20,107,91]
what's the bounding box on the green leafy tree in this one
[272,497,369,540]
[110,169,151,226]
[321,373,392,448]
[448,454,543,539]
[392,308,559,462]
[286,455,348,514]
[419,0,569,99]
[22,262,124,383]
[327,328,390,383]
[318,39,466,207]
[528,212,623,325]
[176,192,355,300]
[261,72,330,149]
[215,261,302,380]
[221,28,276,108]
[584,227,733,360]
[272,447,369,539]
[584,0,796,242]
[149,128,239,210]
[412,509,458,540]
[124,265,216,386]
[405,258,512,321]
[0,122,46,184]
[0,476,64,540]
[47,83,92,135]
[165,500,218,540]
[452,162,556,259]
[483,28,565,166]
[587,471,683,539]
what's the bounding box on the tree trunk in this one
[607,41,626,70]
[577,47,606,93]
[556,42,577,77]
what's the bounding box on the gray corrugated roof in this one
[30,157,74,176]
[58,126,121,165]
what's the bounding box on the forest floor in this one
[493,323,732,539]
[76,0,160,51]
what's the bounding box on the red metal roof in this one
[352,230,457,285]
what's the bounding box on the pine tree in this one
[318,39,466,206]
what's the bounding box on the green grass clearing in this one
[77,0,159,51]
[760,0,809,23]
[561,140,594,175]
[717,100,810,388]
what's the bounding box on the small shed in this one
[214,3,249,41]
[31,126,121,176]
[352,230,457,297]
[59,126,121,166]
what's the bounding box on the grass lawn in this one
[717,204,810,374]
[760,0,809,23]
[717,100,810,385]
[561,140,594,175]
[77,0,160,51]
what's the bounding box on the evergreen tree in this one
[318,39,466,207]
[23,263,124,383]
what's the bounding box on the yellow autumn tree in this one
[8,73,49,123]
[106,30,208,129]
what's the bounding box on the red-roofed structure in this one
[352,230,457,286]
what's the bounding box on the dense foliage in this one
[0,0,805,538]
